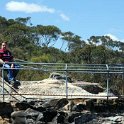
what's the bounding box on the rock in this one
[15,101,30,110]
[43,110,57,122]
[68,112,82,123]
[36,113,44,122]
[0,102,13,116]
[57,111,67,123]
[11,111,27,124]
[54,98,69,110]
[25,108,40,118]
[72,104,86,112]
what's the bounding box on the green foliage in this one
[0,16,124,94]
[36,25,61,47]
[31,54,52,63]
[17,70,49,81]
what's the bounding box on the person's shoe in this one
[10,80,15,86]
[10,80,21,89]
[14,79,21,86]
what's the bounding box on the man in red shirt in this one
[0,42,19,86]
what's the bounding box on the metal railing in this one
[0,62,124,102]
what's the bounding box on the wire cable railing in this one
[0,62,124,102]
[3,62,124,73]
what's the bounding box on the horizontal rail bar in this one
[0,94,117,97]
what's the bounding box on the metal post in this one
[1,66,4,102]
[122,72,124,95]
[65,64,68,99]
[106,64,109,101]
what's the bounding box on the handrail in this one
[0,63,124,102]
[1,63,124,73]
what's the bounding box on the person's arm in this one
[11,63,14,68]
[0,59,4,64]
[0,59,4,67]
[0,51,4,64]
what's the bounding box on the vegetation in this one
[0,16,124,94]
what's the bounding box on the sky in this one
[0,0,124,42]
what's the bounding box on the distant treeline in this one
[0,16,124,94]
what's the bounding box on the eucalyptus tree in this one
[0,16,9,42]
[3,17,37,59]
[119,42,124,52]
[68,38,86,63]
[88,35,124,63]
[88,36,101,45]
[88,35,121,50]
[61,32,85,51]
[79,44,94,64]
[91,45,107,64]
[5,23,29,44]
[61,32,86,63]
[15,17,32,25]
[61,31,74,51]
[36,25,61,47]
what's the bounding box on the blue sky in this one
[1,0,124,42]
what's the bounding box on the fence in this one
[0,62,124,102]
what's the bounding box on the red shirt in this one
[0,49,13,62]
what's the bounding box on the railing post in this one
[65,64,68,99]
[1,65,5,102]
[106,64,109,101]
[122,72,124,95]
